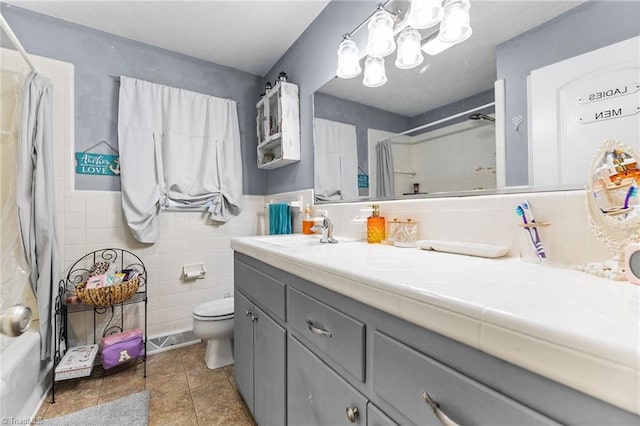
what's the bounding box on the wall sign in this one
[358,173,369,189]
[579,105,640,124]
[75,140,120,176]
[578,82,639,104]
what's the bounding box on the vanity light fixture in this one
[336,35,362,79]
[366,10,397,58]
[335,0,473,87]
[438,0,472,43]
[363,56,388,87]
[395,27,424,69]
[407,0,444,29]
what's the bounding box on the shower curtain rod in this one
[0,12,37,72]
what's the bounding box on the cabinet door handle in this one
[306,319,332,337]
[245,310,253,317]
[345,407,359,423]
[422,392,459,426]
[251,314,258,322]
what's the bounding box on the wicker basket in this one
[75,276,140,307]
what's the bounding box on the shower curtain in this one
[376,140,395,197]
[16,71,59,360]
[314,118,358,201]
[0,68,30,352]
[118,76,243,243]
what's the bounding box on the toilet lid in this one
[193,298,234,318]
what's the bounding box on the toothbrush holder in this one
[517,222,550,264]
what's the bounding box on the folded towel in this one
[269,203,292,235]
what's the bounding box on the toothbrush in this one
[520,200,547,259]
[515,205,538,258]
[624,186,638,210]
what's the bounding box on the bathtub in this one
[0,327,50,422]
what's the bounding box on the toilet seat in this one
[193,298,234,321]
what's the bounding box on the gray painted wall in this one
[314,92,410,173]
[496,0,640,186]
[263,1,377,195]
[1,3,264,194]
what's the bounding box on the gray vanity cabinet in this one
[288,335,368,426]
[234,292,255,410]
[233,252,640,426]
[234,291,286,426]
[367,403,397,426]
[234,258,287,426]
[288,287,365,382]
[373,332,558,426]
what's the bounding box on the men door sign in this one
[75,140,120,176]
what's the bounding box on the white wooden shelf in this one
[256,81,300,169]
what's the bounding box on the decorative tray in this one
[416,240,509,259]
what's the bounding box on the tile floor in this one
[36,342,257,425]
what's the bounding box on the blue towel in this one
[269,203,292,235]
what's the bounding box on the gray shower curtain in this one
[16,72,60,360]
[376,140,395,198]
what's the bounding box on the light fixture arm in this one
[341,0,395,41]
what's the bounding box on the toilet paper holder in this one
[183,263,206,280]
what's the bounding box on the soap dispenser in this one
[367,204,385,243]
[302,205,314,235]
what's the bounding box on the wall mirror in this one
[312,1,638,203]
[584,140,640,280]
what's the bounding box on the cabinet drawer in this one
[235,259,286,321]
[373,332,559,426]
[288,335,368,426]
[288,287,365,382]
[368,403,398,426]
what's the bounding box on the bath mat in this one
[43,390,149,425]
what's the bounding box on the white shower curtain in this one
[376,140,395,198]
[16,71,59,360]
[314,118,358,201]
[118,77,243,243]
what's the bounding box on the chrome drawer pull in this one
[306,319,333,337]
[345,407,359,423]
[422,392,459,426]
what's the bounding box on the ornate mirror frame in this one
[582,140,640,280]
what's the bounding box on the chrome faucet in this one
[311,213,338,244]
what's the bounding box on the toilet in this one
[192,297,234,369]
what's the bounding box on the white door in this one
[529,36,640,187]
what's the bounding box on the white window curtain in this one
[314,118,358,201]
[118,77,243,243]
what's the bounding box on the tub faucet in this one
[311,213,338,244]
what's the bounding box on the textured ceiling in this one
[6,0,330,76]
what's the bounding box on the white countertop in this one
[231,235,640,415]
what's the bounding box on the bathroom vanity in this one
[231,235,639,425]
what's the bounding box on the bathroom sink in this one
[255,235,358,248]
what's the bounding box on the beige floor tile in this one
[98,376,146,404]
[190,380,236,413]
[147,349,182,375]
[147,369,190,399]
[196,398,252,426]
[44,387,101,419]
[37,347,255,425]
[184,363,228,390]
[149,389,197,426]
[33,398,49,423]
